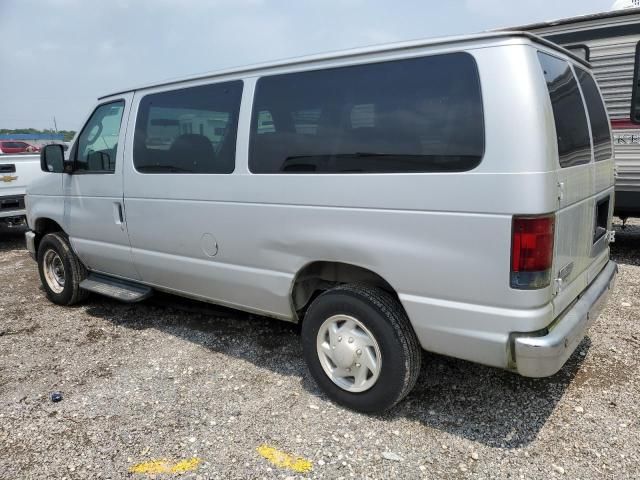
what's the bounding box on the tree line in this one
[0,128,76,142]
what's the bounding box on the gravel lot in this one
[1,222,639,479]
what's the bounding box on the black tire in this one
[301,283,422,413]
[37,232,89,305]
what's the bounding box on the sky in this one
[0,0,616,131]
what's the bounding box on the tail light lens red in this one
[511,215,555,289]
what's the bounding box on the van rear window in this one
[576,68,612,162]
[249,52,485,174]
[537,52,591,168]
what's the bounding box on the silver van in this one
[26,32,617,412]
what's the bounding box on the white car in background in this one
[0,154,45,227]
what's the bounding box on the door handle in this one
[113,202,124,227]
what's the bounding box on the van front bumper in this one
[513,260,617,378]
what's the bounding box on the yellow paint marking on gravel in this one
[256,444,313,473]
[129,457,201,474]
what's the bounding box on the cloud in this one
[0,0,612,129]
[465,0,507,16]
[464,0,611,27]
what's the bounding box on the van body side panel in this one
[123,173,558,317]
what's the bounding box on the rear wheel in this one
[37,233,89,305]
[301,283,421,413]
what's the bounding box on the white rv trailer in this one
[510,8,640,221]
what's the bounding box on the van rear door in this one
[537,52,614,314]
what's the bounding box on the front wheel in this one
[301,283,422,413]
[37,232,89,305]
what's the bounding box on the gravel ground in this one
[0,221,639,480]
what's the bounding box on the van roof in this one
[99,31,589,100]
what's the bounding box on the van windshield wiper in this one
[136,165,194,173]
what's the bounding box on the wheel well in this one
[33,218,64,251]
[291,261,397,317]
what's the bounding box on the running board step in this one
[80,274,153,303]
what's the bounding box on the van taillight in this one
[510,215,555,289]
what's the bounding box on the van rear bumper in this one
[513,260,617,378]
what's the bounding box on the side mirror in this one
[40,144,65,173]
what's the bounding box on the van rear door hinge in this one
[557,181,565,202]
[606,229,616,243]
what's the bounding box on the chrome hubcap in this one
[43,249,65,294]
[316,314,382,393]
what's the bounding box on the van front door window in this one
[75,101,125,173]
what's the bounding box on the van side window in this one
[134,81,243,174]
[537,52,591,168]
[249,52,485,174]
[632,41,640,124]
[75,101,125,173]
[576,68,612,162]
